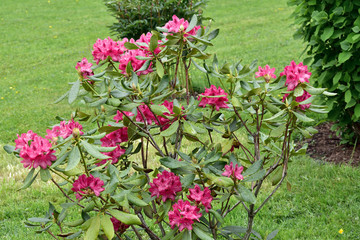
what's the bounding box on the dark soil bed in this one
[303,122,360,167]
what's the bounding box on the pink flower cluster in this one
[163,15,201,37]
[187,185,213,212]
[71,174,105,200]
[280,61,311,91]
[75,58,94,79]
[97,127,129,165]
[255,65,276,82]
[168,199,202,231]
[280,61,312,110]
[111,217,130,233]
[149,170,182,202]
[222,162,244,181]
[198,85,229,111]
[15,131,56,169]
[92,37,124,64]
[46,119,84,142]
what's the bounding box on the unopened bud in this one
[179,24,185,31]
[72,128,80,138]
[132,83,137,91]
[101,105,105,112]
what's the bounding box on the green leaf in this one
[28,217,51,223]
[208,209,224,224]
[65,146,81,171]
[243,169,266,182]
[193,225,214,240]
[266,229,279,240]
[320,27,334,41]
[124,42,139,50]
[270,167,282,186]
[100,215,114,240]
[160,120,179,137]
[150,104,169,116]
[293,111,314,122]
[354,104,360,118]
[3,145,15,154]
[156,59,164,78]
[264,109,286,122]
[186,14,198,32]
[204,173,233,187]
[110,90,130,98]
[183,121,197,135]
[160,157,189,169]
[338,51,352,63]
[294,86,304,97]
[19,168,38,190]
[84,216,100,240]
[333,72,342,84]
[68,80,80,104]
[127,193,148,207]
[108,210,141,225]
[162,228,178,240]
[323,91,337,96]
[40,168,52,182]
[270,124,286,137]
[236,185,256,204]
[149,34,158,52]
[243,160,263,176]
[208,29,220,41]
[81,141,110,160]
[54,90,69,104]
[181,174,196,188]
[345,90,352,103]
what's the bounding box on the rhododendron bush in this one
[5,15,333,240]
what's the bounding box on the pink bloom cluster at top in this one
[168,199,202,231]
[97,127,129,165]
[255,65,276,82]
[187,185,213,212]
[137,32,162,55]
[118,48,153,76]
[15,131,57,169]
[111,217,130,233]
[46,119,84,142]
[283,91,312,110]
[75,58,94,79]
[92,37,124,64]
[163,15,201,37]
[149,170,182,202]
[222,162,244,181]
[280,61,311,91]
[198,85,229,111]
[71,174,105,200]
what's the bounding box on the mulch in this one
[303,122,360,167]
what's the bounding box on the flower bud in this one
[179,24,185,31]
[131,83,137,91]
[101,105,105,112]
[72,128,81,138]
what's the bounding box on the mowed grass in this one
[1,0,359,239]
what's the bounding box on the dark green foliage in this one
[104,0,208,39]
[289,0,360,143]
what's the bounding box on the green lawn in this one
[0,0,359,239]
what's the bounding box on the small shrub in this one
[104,0,208,39]
[288,0,360,143]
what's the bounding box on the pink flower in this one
[283,90,312,110]
[149,170,182,202]
[71,174,105,200]
[163,15,201,37]
[113,110,134,123]
[110,217,130,233]
[255,65,276,82]
[198,85,229,111]
[222,162,244,181]
[97,128,128,165]
[16,133,56,169]
[15,130,37,150]
[92,37,124,64]
[75,58,94,79]
[46,119,83,142]
[136,104,157,125]
[168,199,202,231]
[280,61,311,91]
[118,49,153,76]
[187,185,213,212]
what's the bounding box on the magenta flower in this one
[222,162,244,181]
[163,15,201,37]
[46,119,83,142]
[187,185,213,212]
[118,49,153,76]
[75,58,94,79]
[136,104,157,125]
[111,217,130,233]
[113,110,134,123]
[97,128,128,165]
[149,170,182,202]
[280,61,311,91]
[255,65,276,82]
[92,37,124,64]
[168,199,202,231]
[198,85,229,111]
[71,174,105,200]
[16,133,56,169]
[283,90,312,110]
